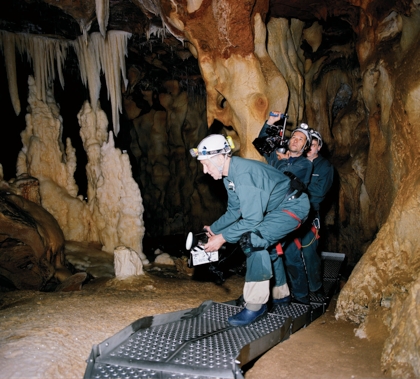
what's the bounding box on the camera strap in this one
[284,171,307,199]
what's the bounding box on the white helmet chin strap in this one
[209,154,227,179]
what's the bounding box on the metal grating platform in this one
[84,252,345,379]
[270,302,311,333]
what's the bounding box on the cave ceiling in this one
[0,0,406,95]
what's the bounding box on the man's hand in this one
[204,234,226,252]
[267,111,282,125]
[203,225,215,237]
[276,150,290,160]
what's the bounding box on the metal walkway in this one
[84,252,345,379]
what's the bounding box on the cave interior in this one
[0,0,420,377]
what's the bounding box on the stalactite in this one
[0,31,68,109]
[96,0,110,39]
[146,24,166,41]
[0,29,131,137]
[79,20,93,47]
[72,31,131,136]
[72,34,102,111]
[0,31,20,116]
[14,33,69,104]
[0,31,69,114]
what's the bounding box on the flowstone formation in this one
[12,75,147,281]
[332,4,420,377]
[162,0,289,161]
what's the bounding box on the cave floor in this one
[0,245,390,379]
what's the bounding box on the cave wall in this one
[127,78,226,237]
[335,4,420,376]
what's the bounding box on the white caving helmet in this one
[290,123,312,151]
[190,134,234,179]
[310,129,323,148]
[190,134,233,160]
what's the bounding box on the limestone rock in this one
[154,253,175,266]
[114,246,144,279]
[174,256,194,277]
[381,277,420,378]
[0,191,70,290]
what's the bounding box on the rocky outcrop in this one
[0,191,70,290]
[334,3,420,376]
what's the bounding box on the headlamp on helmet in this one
[290,123,312,150]
[190,135,235,160]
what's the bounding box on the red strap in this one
[294,238,302,249]
[275,210,303,256]
[311,225,320,239]
[276,243,283,256]
[282,209,302,229]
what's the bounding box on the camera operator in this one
[190,134,309,326]
[257,112,314,306]
[258,112,313,186]
[277,130,334,304]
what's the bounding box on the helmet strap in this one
[209,154,227,179]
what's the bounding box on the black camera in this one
[253,113,289,155]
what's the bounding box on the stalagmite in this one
[17,76,94,242]
[78,100,146,257]
[96,131,145,255]
[114,246,144,279]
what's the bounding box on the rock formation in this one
[11,74,147,275]
[114,245,146,279]
[0,188,71,290]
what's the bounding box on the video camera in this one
[252,113,289,155]
[185,231,219,268]
[184,230,245,284]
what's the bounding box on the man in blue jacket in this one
[258,113,313,187]
[275,129,334,304]
[190,134,310,326]
[301,130,334,296]
[258,113,313,306]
